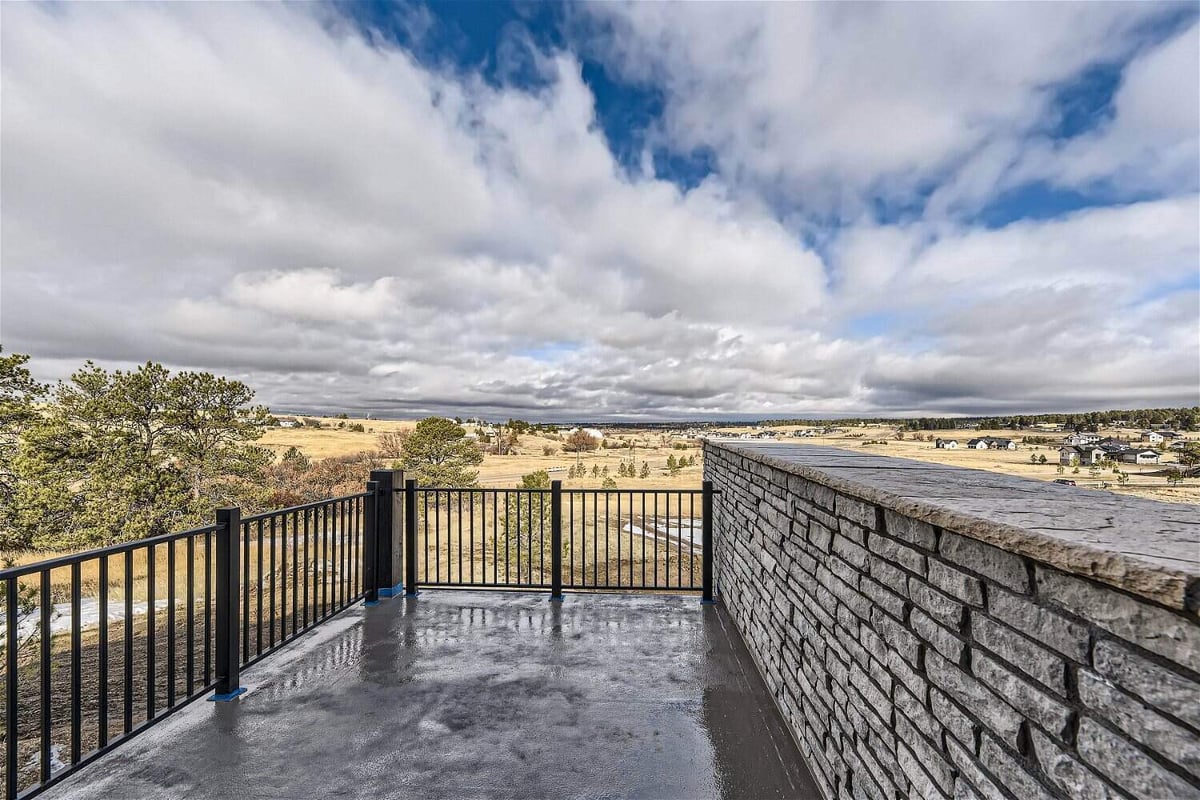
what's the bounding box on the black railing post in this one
[701,481,715,604]
[363,481,379,605]
[550,480,563,601]
[212,507,245,700]
[404,479,418,597]
[369,469,403,596]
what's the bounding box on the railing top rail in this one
[240,492,371,524]
[409,486,714,495]
[0,523,219,581]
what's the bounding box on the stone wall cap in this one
[707,441,1200,612]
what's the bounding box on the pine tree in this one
[399,417,484,487]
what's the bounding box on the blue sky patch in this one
[516,341,582,362]
[1132,273,1200,305]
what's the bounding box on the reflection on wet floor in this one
[40,591,822,800]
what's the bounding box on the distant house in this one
[1141,431,1165,445]
[1117,449,1161,465]
[967,437,1015,450]
[278,419,300,428]
[1060,446,1105,466]
[935,438,959,449]
[1063,433,1101,446]
[1096,438,1130,458]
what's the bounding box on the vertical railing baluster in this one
[641,493,647,589]
[690,491,697,589]
[98,556,109,746]
[203,532,212,685]
[329,504,338,614]
[146,545,156,720]
[302,509,311,630]
[320,505,328,618]
[616,491,621,589]
[338,501,344,608]
[241,521,250,660]
[666,493,672,590]
[604,491,610,588]
[702,482,714,603]
[166,540,176,709]
[405,480,417,597]
[70,561,81,763]
[256,519,264,656]
[629,491,635,587]
[123,550,133,733]
[653,493,659,589]
[279,514,287,641]
[40,570,51,781]
[186,536,195,696]
[269,516,276,650]
[349,497,357,598]
[291,512,299,635]
[6,578,20,800]
[676,492,682,589]
[342,500,348,605]
[551,481,562,600]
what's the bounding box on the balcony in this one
[36,590,820,799]
[5,446,1199,800]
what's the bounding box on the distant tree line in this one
[765,407,1199,433]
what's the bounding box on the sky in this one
[1,2,1198,421]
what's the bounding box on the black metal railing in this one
[404,480,714,597]
[0,491,371,799]
[0,470,713,798]
[237,494,368,670]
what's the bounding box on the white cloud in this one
[1014,21,1200,195]
[1,2,1197,419]
[585,3,1195,216]
[227,269,397,322]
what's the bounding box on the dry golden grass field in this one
[707,424,1199,505]
[260,420,708,490]
[261,418,1197,504]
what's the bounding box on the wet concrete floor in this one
[42,591,821,799]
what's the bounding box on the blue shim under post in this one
[208,687,247,702]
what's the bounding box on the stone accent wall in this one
[705,441,1200,800]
